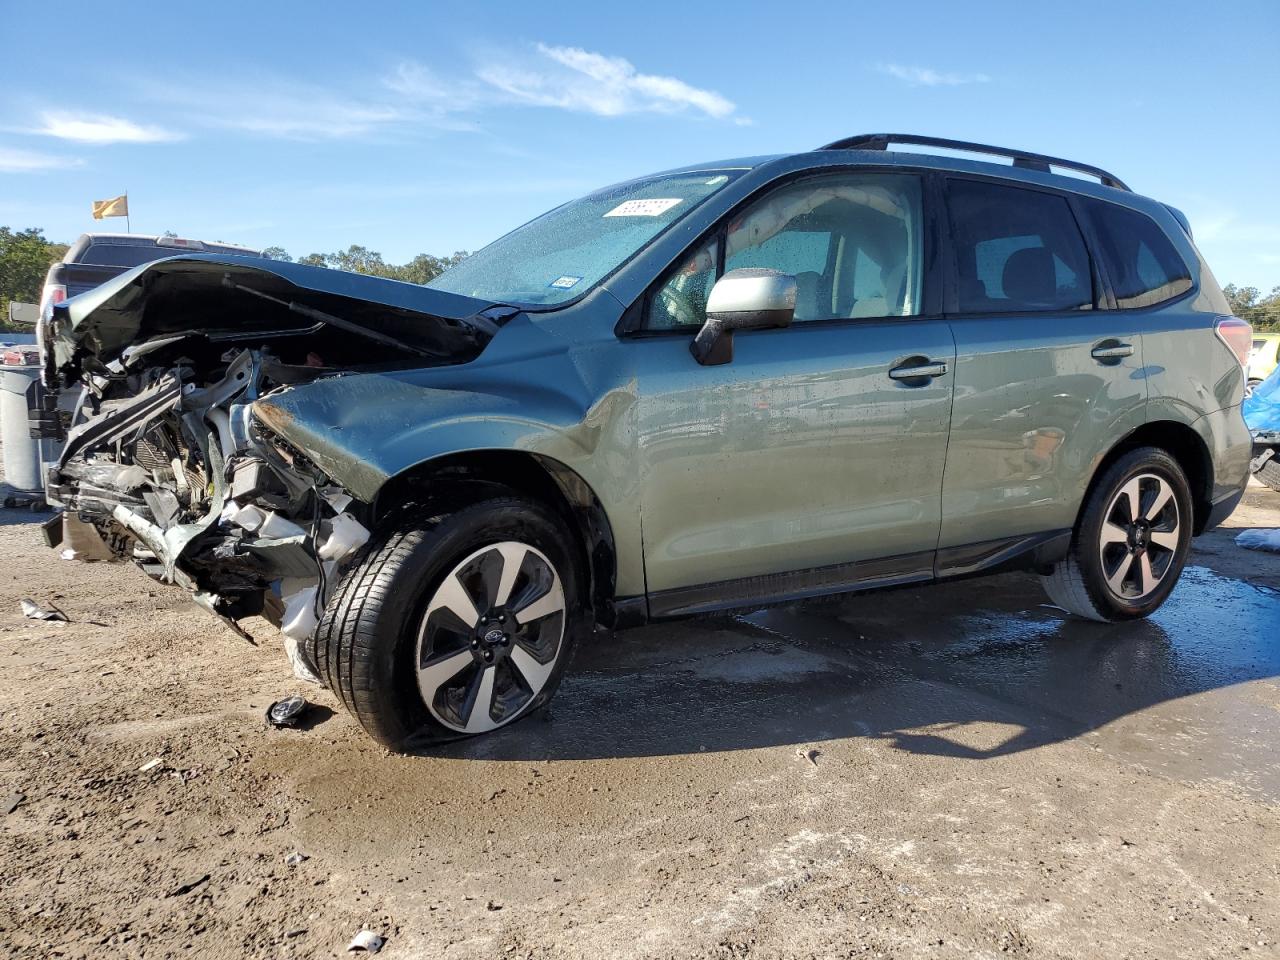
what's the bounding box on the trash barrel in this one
[0,346,57,502]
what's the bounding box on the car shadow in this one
[430,565,1280,764]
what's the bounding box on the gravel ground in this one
[1,470,1278,959]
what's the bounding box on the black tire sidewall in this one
[1075,448,1193,620]
[346,498,581,749]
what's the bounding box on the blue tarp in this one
[1244,367,1280,433]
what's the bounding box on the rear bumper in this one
[1204,487,1245,532]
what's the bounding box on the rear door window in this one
[1085,201,1193,308]
[946,180,1094,314]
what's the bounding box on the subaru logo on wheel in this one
[483,628,505,645]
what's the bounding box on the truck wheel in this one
[312,495,583,750]
[1255,456,1280,494]
[1041,447,1192,622]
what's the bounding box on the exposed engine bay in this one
[40,255,498,681]
[46,345,379,680]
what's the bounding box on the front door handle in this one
[889,360,949,381]
[1091,341,1134,362]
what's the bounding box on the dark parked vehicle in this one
[38,233,259,319]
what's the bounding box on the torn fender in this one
[251,365,632,505]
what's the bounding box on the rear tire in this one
[311,495,585,751]
[1255,456,1280,494]
[1041,447,1192,622]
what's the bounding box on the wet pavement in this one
[448,565,1280,801]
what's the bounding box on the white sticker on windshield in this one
[604,198,683,218]
[548,275,582,290]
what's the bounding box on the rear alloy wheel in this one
[1041,447,1192,622]
[1095,473,1182,601]
[312,495,583,750]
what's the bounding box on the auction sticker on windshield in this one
[548,275,582,290]
[604,198,683,217]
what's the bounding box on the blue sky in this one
[1,0,1277,289]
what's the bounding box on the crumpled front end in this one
[46,346,373,681]
[40,255,496,681]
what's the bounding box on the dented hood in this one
[41,253,493,386]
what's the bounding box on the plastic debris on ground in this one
[266,695,310,728]
[138,758,164,772]
[347,930,386,954]
[20,599,68,621]
[1236,528,1280,553]
[285,851,309,867]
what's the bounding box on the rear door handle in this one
[1091,341,1134,362]
[888,360,949,381]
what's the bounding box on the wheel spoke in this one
[461,665,497,733]
[1116,478,1142,525]
[417,649,471,697]
[509,644,555,693]
[1100,521,1129,546]
[429,572,481,628]
[494,542,527,607]
[1144,480,1174,522]
[514,585,564,625]
[1149,529,1179,551]
[1136,552,1157,596]
[1106,552,1134,595]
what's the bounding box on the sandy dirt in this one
[1,480,1278,959]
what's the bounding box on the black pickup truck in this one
[39,233,260,318]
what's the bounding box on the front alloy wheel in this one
[416,541,566,734]
[311,495,583,750]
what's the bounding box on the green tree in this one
[1224,283,1280,331]
[1,227,68,330]
[252,246,468,284]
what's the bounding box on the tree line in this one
[3,224,1279,333]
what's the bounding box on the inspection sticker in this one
[548,275,583,290]
[604,198,683,218]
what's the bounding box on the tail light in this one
[39,284,67,319]
[1215,316,1253,367]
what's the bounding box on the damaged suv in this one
[42,134,1253,750]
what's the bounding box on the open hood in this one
[41,253,498,387]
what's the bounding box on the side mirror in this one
[690,268,795,366]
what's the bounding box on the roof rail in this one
[816,133,1131,191]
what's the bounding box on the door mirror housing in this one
[690,268,796,366]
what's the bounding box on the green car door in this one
[628,172,957,601]
[938,178,1147,552]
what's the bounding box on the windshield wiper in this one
[222,276,449,360]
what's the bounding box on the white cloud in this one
[876,63,992,87]
[0,146,82,173]
[34,111,182,144]
[476,43,738,119]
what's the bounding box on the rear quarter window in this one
[1086,201,1192,309]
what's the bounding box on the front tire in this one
[311,495,584,750]
[1041,447,1192,622]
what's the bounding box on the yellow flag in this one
[91,195,128,220]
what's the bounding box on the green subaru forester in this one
[42,134,1253,749]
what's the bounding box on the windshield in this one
[426,171,741,306]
